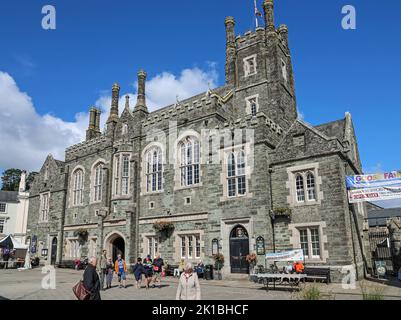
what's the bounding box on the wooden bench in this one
[165,264,179,276]
[304,267,331,284]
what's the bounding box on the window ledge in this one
[293,200,320,207]
[174,183,203,192]
[111,195,132,201]
[141,190,164,196]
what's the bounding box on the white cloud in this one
[0,65,218,172]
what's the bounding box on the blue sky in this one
[0,0,400,205]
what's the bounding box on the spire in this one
[263,0,275,33]
[107,83,120,123]
[134,70,148,113]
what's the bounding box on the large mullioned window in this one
[145,147,163,192]
[114,154,131,196]
[179,137,200,187]
[39,192,50,222]
[227,150,246,197]
[295,171,316,203]
[93,163,104,202]
[72,169,84,206]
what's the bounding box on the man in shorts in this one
[114,254,127,288]
[152,254,164,289]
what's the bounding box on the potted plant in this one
[246,252,258,274]
[213,253,224,280]
[153,220,175,237]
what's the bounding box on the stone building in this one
[0,171,30,244]
[26,0,370,281]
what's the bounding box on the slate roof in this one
[368,208,401,227]
[0,191,19,203]
[314,119,346,142]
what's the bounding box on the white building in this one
[0,171,30,243]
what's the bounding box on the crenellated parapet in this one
[142,94,223,129]
[65,134,110,161]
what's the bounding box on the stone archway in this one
[104,232,126,262]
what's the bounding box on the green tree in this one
[1,169,22,191]
[26,172,39,191]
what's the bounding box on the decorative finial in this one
[125,95,130,109]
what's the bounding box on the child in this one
[132,257,145,289]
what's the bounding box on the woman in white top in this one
[176,263,201,300]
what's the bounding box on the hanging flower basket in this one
[74,229,88,244]
[273,207,292,219]
[153,220,174,236]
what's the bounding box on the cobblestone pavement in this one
[0,268,400,300]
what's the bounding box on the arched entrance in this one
[104,232,125,262]
[229,225,249,274]
[51,237,57,265]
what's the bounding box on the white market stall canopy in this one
[0,235,28,249]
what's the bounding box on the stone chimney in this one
[86,107,97,140]
[134,70,148,113]
[107,83,120,124]
[263,0,275,33]
[225,16,236,86]
[94,108,101,133]
[19,170,26,192]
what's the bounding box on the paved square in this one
[0,268,400,300]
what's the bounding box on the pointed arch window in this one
[145,147,163,192]
[179,137,200,187]
[113,154,131,196]
[72,169,84,206]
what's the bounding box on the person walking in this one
[174,258,185,278]
[99,250,107,291]
[132,257,145,289]
[3,249,10,269]
[152,254,164,289]
[83,256,101,300]
[114,254,127,288]
[105,258,114,289]
[143,255,153,289]
[176,263,201,300]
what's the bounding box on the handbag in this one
[72,280,91,300]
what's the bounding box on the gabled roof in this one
[315,119,346,142]
[0,191,19,203]
[54,159,65,168]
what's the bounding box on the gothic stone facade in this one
[26,0,371,281]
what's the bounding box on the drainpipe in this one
[344,161,369,279]
[268,167,276,253]
[57,166,69,265]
